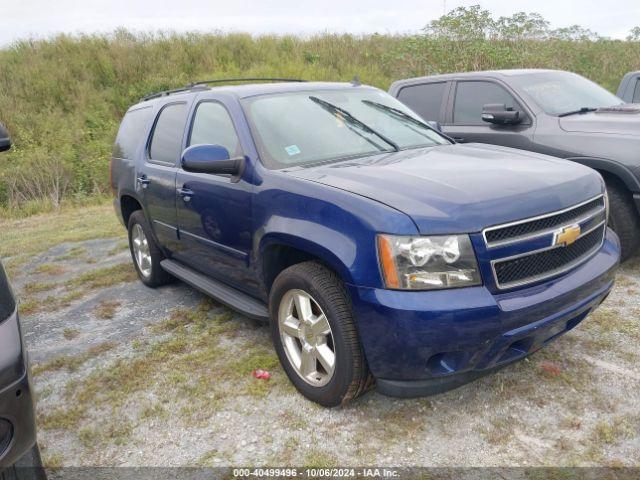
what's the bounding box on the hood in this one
[559,108,640,136]
[288,144,603,234]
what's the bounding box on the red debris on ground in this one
[252,369,271,380]
[540,361,562,376]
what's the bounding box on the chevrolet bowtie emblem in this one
[554,224,581,247]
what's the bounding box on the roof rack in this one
[141,78,307,102]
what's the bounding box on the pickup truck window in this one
[244,89,449,169]
[113,106,153,159]
[453,81,519,125]
[634,79,640,103]
[149,103,188,164]
[188,101,242,157]
[511,71,622,115]
[397,82,446,122]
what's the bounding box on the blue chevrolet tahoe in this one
[111,80,620,407]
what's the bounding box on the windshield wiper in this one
[309,96,399,152]
[558,107,598,117]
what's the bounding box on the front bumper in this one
[348,229,620,397]
[0,309,37,468]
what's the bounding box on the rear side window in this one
[188,102,242,156]
[0,263,16,323]
[113,106,153,159]
[634,79,640,103]
[453,81,519,125]
[396,82,446,122]
[149,103,188,164]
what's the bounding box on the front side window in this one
[244,88,450,169]
[634,79,640,104]
[188,102,242,157]
[453,81,520,125]
[149,103,188,164]
[397,82,446,122]
[511,71,623,115]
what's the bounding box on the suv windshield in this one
[512,71,623,116]
[244,88,450,169]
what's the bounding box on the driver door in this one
[174,98,257,294]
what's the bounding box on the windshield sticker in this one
[285,145,301,156]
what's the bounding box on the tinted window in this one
[112,106,153,159]
[188,102,242,156]
[397,82,446,122]
[454,81,519,125]
[149,103,188,164]
[0,262,16,323]
[634,79,640,103]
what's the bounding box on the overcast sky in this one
[1,0,639,46]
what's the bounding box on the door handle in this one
[452,136,465,142]
[177,187,194,202]
[136,175,150,188]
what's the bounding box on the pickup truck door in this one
[442,79,535,150]
[174,97,257,294]
[139,102,190,253]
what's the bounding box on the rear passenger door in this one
[140,102,189,253]
[174,97,257,294]
[443,80,535,150]
[395,81,449,123]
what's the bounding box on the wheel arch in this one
[119,193,143,227]
[259,233,356,295]
[567,157,640,193]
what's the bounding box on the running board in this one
[160,259,269,321]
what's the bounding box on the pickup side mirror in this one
[181,144,243,178]
[0,123,11,152]
[481,104,522,126]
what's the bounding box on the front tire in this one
[127,210,173,287]
[269,262,373,407]
[605,178,640,261]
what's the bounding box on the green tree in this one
[494,12,550,40]
[424,5,494,40]
[628,27,640,41]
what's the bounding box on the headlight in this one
[377,234,481,290]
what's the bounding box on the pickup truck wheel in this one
[127,211,173,287]
[269,262,373,407]
[605,179,640,261]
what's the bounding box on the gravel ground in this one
[6,227,640,468]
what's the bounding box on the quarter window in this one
[453,81,520,125]
[396,82,446,122]
[188,102,242,156]
[113,106,153,159]
[149,103,188,164]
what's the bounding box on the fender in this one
[256,225,360,287]
[566,157,640,193]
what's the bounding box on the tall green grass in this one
[0,28,638,217]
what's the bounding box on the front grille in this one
[493,225,605,288]
[485,197,605,246]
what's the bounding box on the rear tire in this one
[127,210,173,287]
[605,178,640,261]
[269,262,373,407]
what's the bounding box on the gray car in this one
[389,69,640,260]
[617,71,640,104]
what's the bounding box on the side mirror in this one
[181,144,243,177]
[427,120,443,132]
[0,123,11,152]
[481,104,522,126]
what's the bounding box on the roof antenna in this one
[351,75,361,87]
